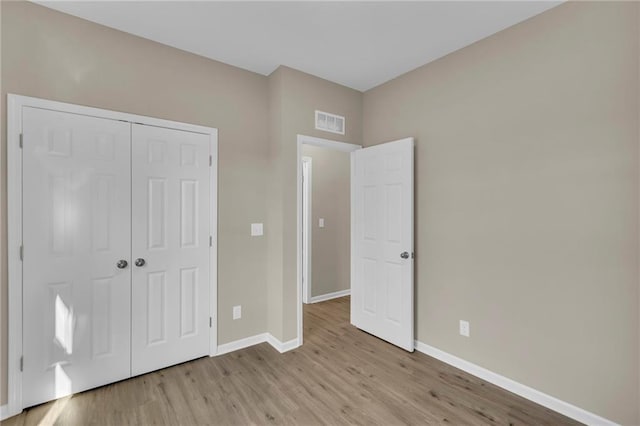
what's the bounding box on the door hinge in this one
[19,133,23,149]
[20,356,23,372]
[19,245,23,261]
[209,155,212,167]
[209,236,213,247]
[209,317,212,328]
[412,252,415,259]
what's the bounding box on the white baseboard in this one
[414,341,617,426]
[308,289,350,304]
[217,333,300,356]
[216,333,269,356]
[266,334,300,353]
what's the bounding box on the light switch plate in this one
[233,305,242,320]
[459,320,470,337]
[319,218,325,228]
[251,223,263,236]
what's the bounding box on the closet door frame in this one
[6,94,219,418]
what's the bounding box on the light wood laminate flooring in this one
[3,296,579,425]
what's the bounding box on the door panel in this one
[131,124,210,376]
[22,107,132,407]
[351,138,414,352]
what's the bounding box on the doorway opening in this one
[296,135,361,345]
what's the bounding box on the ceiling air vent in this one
[315,110,345,135]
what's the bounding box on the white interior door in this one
[22,107,132,407]
[351,137,414,352]
[131,124,211,376]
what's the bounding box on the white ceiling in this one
[34,1,561,92]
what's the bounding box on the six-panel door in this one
[22,107,132,407]
[351,138,414,352]
[130,124,211,376]
[22,108,213,408]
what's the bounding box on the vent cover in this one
[315,110,345,135]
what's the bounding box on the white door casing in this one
[351,137,414,352]
[131,124,211,376]
[302,156,312,304]
[22,107,132,407]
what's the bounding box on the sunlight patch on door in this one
[55,295,74,355]
[54,363,72,398]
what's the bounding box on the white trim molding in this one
[308,289,350,304]
[301,156,313,304]
[208,130,219,357]
[414,341,618,426]
[216,333,271,356]
[217,333,300,357]
[298,134,360,152]
[1,404,10,421]
[296,134,361,350]
[7,94,25,419]
[266,334,300,353]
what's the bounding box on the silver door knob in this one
[135,258,146,267]
[116,260,128,269]
[400,252,410,259]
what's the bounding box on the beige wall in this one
[363,2,639,424]
[266,65,285,341]
[301,145,350,298]
[267,66,362,341]
[0,1,271,404]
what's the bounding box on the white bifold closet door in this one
[22,108,212,408]
[22,107,132,408]
[131,124,210,376]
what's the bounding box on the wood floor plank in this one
[3,296,580,425]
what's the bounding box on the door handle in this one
[116,260,128,269]
[400,252,410,259]
[135,258,146,267]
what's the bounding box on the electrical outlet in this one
[459,320,470,337]
[319,218,325,228]
[251,223,263,236]
[233,305,242,320]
